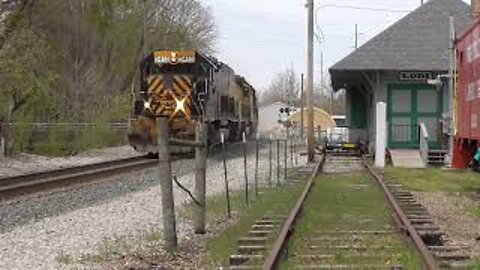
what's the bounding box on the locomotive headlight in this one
[144,100,151,109]
[175,98,186,113]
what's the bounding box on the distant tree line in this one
[260,68,346,115]
[0,0,216,155]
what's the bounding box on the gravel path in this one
[413,192,480,259]
[0,146,140,178]
[0,141,306,270]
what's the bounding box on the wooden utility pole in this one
[194,121,208,233]
[306,0,315,162]
[157,117,177,251]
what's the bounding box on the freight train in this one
[128,50,258,154]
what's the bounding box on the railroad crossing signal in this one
[278,107,295,127]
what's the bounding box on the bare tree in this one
[261,68,300,106]
[260,68,346,114]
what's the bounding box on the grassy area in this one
[384,168,479,193]
[187,183,304,268]
[281,171,423,269]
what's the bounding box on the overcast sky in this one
[202,0,471,91]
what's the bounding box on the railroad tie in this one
[295,265,403,270]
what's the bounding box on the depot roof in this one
[330,0,472,73]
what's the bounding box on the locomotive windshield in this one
[138,50,214,121]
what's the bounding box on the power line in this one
[317,4,411,13]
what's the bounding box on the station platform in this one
[389,149,426,169]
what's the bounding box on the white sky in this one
[202,0,471,90]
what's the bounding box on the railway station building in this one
[329,0,472,153]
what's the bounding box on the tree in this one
[260,68,346,115]
[0,0,217,155]
[261,68,300,106]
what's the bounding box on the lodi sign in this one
[398,71,434,81]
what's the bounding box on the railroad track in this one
[0,156,157,199]
[227,154,475,270]
[0,139,273,201]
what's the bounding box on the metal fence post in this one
[243,132,249,205]
[194,122,208,234]
[284,139,287,183]
[294,137,298,165]
[269,134,273,188]
[277,139,280,186]
[157,117,177,251]
[290,137,294,166]
[221,132,231,218]
[255,133,259,198]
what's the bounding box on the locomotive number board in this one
[154,51,196,65]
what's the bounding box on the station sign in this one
[398,71,434,81]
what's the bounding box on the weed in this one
[281,172,422,269]
[56,251,74,265]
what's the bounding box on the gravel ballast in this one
[413,191,480,260]
[0,141,306,269]
[0,146,140,178]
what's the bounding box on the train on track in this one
[128,50,258,154]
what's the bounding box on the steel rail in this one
[0,156,157,198]
[364,162,440,270]
[262,155,325,270]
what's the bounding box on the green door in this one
[387,84,442,149]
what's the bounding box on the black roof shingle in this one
[330,0,472,72]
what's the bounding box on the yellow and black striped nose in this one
[147,75,165,96]
[146,75,193,119]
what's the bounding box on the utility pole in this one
[300,73,304,140]
[306,0,315,162]
[355,24,358,49]
[446,16,456,167]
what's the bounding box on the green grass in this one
[281,171,423,269]
[384,168,479,193]
[192,183,304,268]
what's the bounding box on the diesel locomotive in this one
[128,50,258,154]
